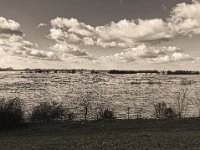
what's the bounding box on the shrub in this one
[91,70,100,74]
[153,102,177,119]
[154,102,167,119]
[66,113,75,122]
[0,97,24,128]
[31,101,66,123]
[99,109,115,120]
[71,70,76,74]
[164,107,177,119]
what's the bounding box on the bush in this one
[99,109,115,120]
[0,98,24,128]
[66,113,75,122]
[154,102,167,119]
[164,107,177,119]
[153,102,177,119]
[31,101,66,123]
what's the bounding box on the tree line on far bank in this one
[22,69,200,75]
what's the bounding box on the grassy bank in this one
[0,119,200,150]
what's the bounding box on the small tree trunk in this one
[198,110,200,118]
[84,107,88,120]
[127,107,130,120]
[178,112,181,119]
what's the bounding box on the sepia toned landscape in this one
[1,0,200,149]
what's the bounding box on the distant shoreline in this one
[0,68,200,75]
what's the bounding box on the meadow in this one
[0,119,200,150]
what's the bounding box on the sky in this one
[0,0,200,70]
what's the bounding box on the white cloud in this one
[0,17,59,61]
[49,17,169,48]
[2,1,200,69]
[46,0,200,68]
[168,0,200,36]
[50,42,95,60]
[0,17,20,30]
[171,52,194,61]
[0,35,59,61]
[48,1,200,50]
[50,17,94,37]
[96,19,169,46]
[0,17,95,66]
[37,23,47,28]
[25,49,59,60]
[151,52,194,63]
[99,44,194,63]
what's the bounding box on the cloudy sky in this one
[0,0,200,70]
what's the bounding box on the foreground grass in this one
[0,119,200,150]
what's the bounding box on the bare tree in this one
[174,88,189,119]
[80,92,93,120]
[190,90,200,117]
[153,102,167,119]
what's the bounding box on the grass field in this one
[0,119,200,150]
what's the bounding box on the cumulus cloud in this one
[0,17,23,36]
[46,0,200,66]
[0,35,59,60]
[49,43,95,60]
[0,17,20,30]
[48,17,171,48]
[99,44,194,63]
[167,0,200,37]
[0,17,59,61]
[171,52,194,61]
[1,0,200,69]
[0,17,94,63]
[48,1,200,50]
[49,17,170,48]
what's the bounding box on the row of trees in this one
[31,100,115,123]
[108,70,200,75]
[79,88,200,120]
[0,97,115,128]
[0,97,183,129]
[23,69,200,75]
[1,87,200,128]
[25,69,77,74]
